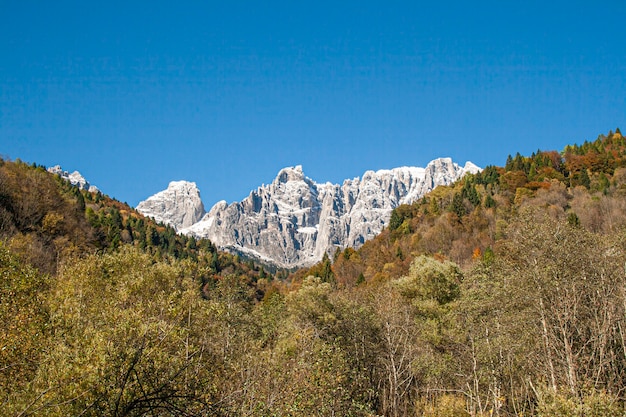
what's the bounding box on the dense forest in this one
[2,129,626,416]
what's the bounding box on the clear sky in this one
[1,1,625,207]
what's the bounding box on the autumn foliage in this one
[2,129,626,416]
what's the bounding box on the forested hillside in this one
[2,130,626,416]
[0,158,280,284]
[303,128,626,286]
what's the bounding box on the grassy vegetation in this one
[2,129,626,416]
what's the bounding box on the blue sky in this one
[1,1,625,207]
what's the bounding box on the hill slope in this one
[3,130,626,416]
[306,129,626,286]
[0,158,278,285]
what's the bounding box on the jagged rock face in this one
[48,165,99,193]
[179,158,480,268]
[136,181,205,231]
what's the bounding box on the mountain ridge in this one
[138,157,480,267]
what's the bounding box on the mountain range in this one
[137,158,480,268]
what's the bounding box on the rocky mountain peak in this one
[158,157,481,268]
[274,165,306,184]
[463,161,482,173]
[136,181,205,231]
[47,165,99,193]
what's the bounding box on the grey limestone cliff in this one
[173,158,480,268]
[136,181,205,231]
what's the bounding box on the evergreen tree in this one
[484,194,496,208]
[505,154,514,171]
[319,252,335,285]
[579,169,591,189]
[450,192,465,218]
[210,251,219,272]
[388,208,402,231]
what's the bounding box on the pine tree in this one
[389,209,402,231]
[450,192,465,218]
[320,252,335,285]
[484,194,496,208]
[579,169,591,189]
